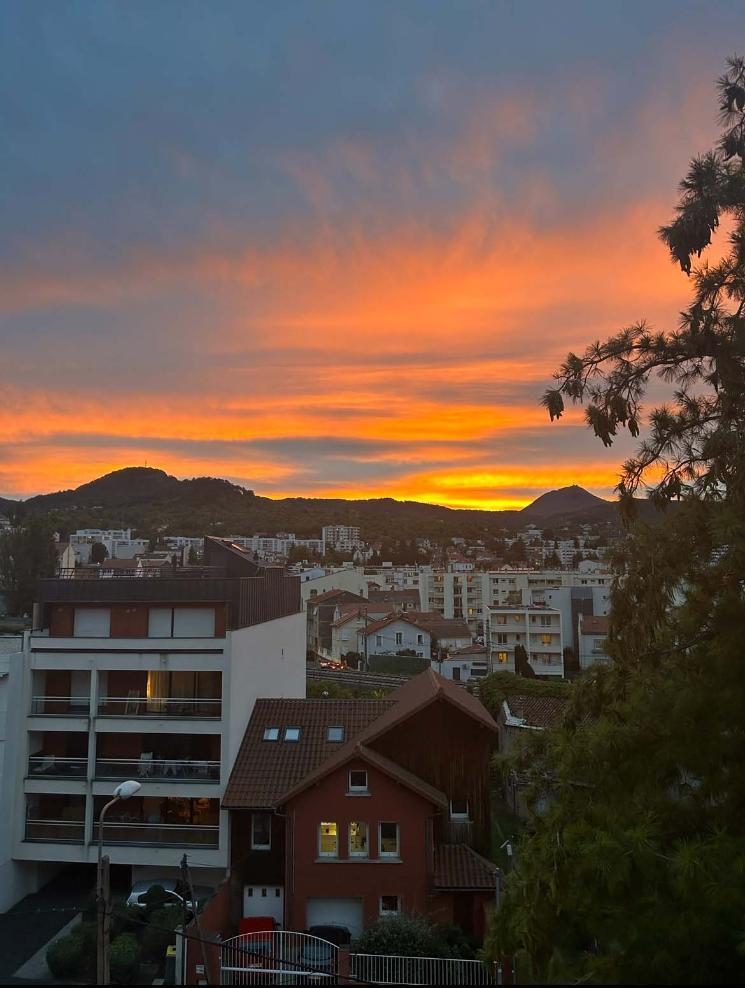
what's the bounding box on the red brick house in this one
[223,669,499,939]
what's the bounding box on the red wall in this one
[286,757,440,932]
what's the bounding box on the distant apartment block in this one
[0,537,305,911]
[485,604,564,677]
[69,529,150,564]
[321,525,363,555]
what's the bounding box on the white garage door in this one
[306,897,364,938]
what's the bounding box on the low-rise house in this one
[328,602,395,661]
[367,588,421,611]
[577,614,610,668]
[439,644,490,683]
[307,589,366,657]
[357,613,433,659]
[223,669,499,938]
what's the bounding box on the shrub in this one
[141,905,182,962]
[110,932,140,985]
[353,913,445,958]
[46,932,84,979]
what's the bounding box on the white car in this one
[126,879,212,911]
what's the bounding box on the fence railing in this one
[97,696,221,718]
[92,821,219,847]
[221,931,339,985]
[30,696,90,716]
[351,953,499,985]
[95,757,220,781]
[28,755,88,778]
[25,819,85,843]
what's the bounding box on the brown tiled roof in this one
[331,603,394,628]
[368,589,421,603]
[504,694,568,730]
[358,613,427,637]
[580,615,610,635]
[450,644,488,656]
[309,588,365,605]
[100,558,142,569]
[277,742,448,809]
[433,845,499,890]
[224,669,497,809]
[222,698,393,808]
[408,612,471,639]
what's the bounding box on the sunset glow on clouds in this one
[1,1,741,507]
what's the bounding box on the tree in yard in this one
[90,541,109,564]
[0,515,58,616]
[506,538,527,563]
[486,57,745,984]
[543,550,562,568]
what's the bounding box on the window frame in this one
[378,821,400,858]
[379,894,401,917]
[318,821,339,858]
[327,726,345,742]
[263,727,280,742]
[348,820,369,858]
[284,726,301,742]
[449,798,470,819]
[251,812,272,851]
[348,769,369,793]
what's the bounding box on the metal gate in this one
[350,952,500,985]
[221,931,340,985]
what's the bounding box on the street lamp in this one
[97,780,142,985]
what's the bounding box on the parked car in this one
[306,925,352,947]
[126,879,213,912]
[318,658,344,670]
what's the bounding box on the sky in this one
[1,1,742,508]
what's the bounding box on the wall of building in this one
[300,569,369,603]
[286,758,436,933]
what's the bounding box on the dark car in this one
[306,924,352,947]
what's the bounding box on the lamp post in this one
[97,780,141,985]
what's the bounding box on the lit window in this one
[319,821,338,857]
[263,727,279,741]
[284,727,301,742]
[327,726,345,742]
[349,821,369,857]
[498,651,509,664]
[379,822,399,857]
[349,770,368,792]
[251,813,272,850]
[380,895,400,916]
[450,799,469,819]
[541,634,552,645]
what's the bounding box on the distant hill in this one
[2,466,627,540]
[521,485,611,520]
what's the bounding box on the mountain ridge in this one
[0,466,624,538]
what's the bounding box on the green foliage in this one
[45,921,96,981]
[491,57,745,985]
[306,679,391,699]
[110,932,141,984]
[353,913,476,959]
[140,905,182,962]
[0,515,58,615]
[90,541,109,563]
[478,672,569,721]
[369,653,429,675]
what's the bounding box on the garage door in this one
[306,897,364,938]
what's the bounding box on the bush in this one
[110,932,140,985]
[46,921,97,981]
[353,913,444,958]
[141,905,182,962]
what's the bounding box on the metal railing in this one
[28,755,88,778]
[95,757,220,781]
[351,953,499,985]
[221,931,339,985]
[25,819,85,843]
[97,696,221,718]
[92,821,219,847]
[30,696,90,716]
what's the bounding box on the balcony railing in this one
[92,822,219,847]
[97,697,221,718]
[25,819,85,843]
[95,758,220,782]
[31,696,90,716]
[28,756,88,778]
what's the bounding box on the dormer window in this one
[327,726,345,742]
[284,727,301,742]
[263,727,279,741]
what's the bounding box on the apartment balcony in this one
[30,670,91,718]
[97,670,222,719]
[30,696,90,717]
[95,757,220,782]
[92,795,219,848]
[92,822,219,847]
[28,755,87,779]
[24,794,85,844]
[97,697,221,718]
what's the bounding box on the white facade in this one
[300,568,369,603]
[485,605,564,677]
[69,530,150,564]
[321,525,363,555]
[358,618,431,659]
[0,604,305,908]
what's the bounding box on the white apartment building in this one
[321,525,363,555]
[69,529,150,564]
[420,567,612,634]
[0,538,305,911]
[485,604,564,677]
[300,567,369,603]
[578,614,611,669]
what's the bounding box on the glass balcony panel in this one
[92,822,219,847]
[25,820,85,843]
[97,697,221,718]
[31,696,90,716]
[28,756,88,778]
[95,758,220,781]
